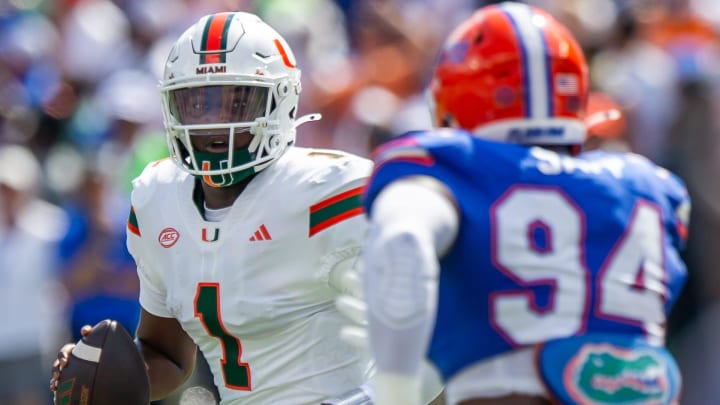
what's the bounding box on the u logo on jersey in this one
[202,227,220,242]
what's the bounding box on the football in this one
[54,319,150,405]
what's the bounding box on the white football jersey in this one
[127,147,374,404]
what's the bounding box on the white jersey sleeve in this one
[301,150,373,290]
[363,178,458,405]
[126,158,179,318]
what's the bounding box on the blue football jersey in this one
[364,129,690,381]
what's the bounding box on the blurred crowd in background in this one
[1,0,720,404]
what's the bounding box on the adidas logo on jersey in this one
[249,224,272,241]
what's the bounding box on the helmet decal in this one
[199,12,236,65]
[273,39,296,68]
[439,41,470,65]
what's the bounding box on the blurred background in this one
[0,0,718,404]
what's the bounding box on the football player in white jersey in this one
[50,11,443,405]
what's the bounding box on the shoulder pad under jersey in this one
[371,129,479,169]
[130,158,185,209]
[282,147,373,194]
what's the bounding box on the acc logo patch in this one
[565,344,668,404]
[158,227,180,248]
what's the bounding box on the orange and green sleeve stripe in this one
[199,12,235,65]
[309,186,364,237]
[127,206,141,237]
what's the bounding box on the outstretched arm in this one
[364,176,458,405]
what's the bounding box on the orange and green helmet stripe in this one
[309,186,364,237]
[199,12,235,65]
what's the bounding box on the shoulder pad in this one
[372,129,475,169]
[288,147,373,192]
[130,158,181,209]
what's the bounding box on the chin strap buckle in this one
[294,113,322,129]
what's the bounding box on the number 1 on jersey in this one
[195,283,251,390]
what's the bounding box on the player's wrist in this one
[375,371,421,405]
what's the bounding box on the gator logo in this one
[565,344,668,404]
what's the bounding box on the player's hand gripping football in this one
[49,319,150,405]
[50,324,92,392]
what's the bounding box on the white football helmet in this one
[159,12,320,186]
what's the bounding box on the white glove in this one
[330,260,444,405]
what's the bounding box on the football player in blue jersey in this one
[361,3,691,405]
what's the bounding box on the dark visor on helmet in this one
[168,85,269,125]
